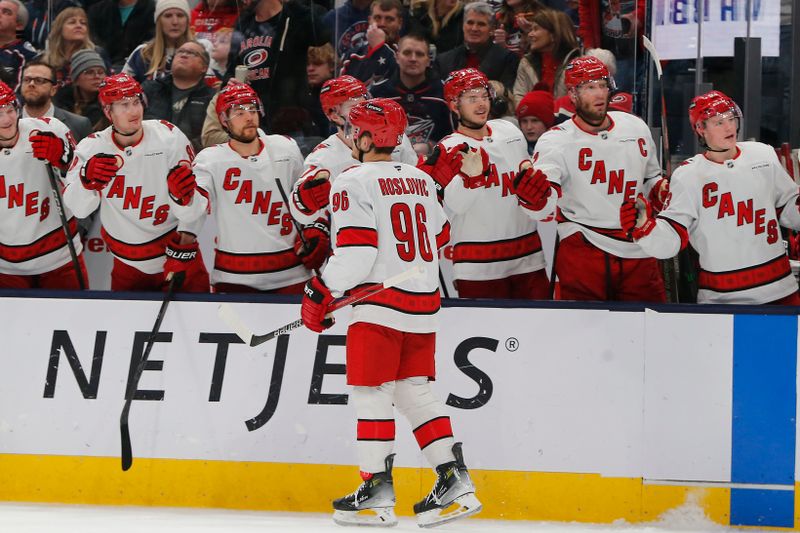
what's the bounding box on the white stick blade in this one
[382,264,427,289]
[217,304,254,345]
[642,36,664,80]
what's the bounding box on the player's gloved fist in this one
[301,276,334,333]
[81,153,118,191]
[458,146,490,189]
[164,235,199,284]
[293,170,331,214]
[30,130,66,168]
[418,142,467,196]
[167,164,196,206]
[295,217,331,271]
[648,177,670,211]
[620,194,656,241]
[513,165,551,210]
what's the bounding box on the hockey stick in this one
[44,163,86,290]
[218,264,426,347]
[120,272,184,471]
[274,178,321,276]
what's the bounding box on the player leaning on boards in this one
[0,81,88,289]
[532,56,669,302]
[300,98,481,528]
[166,80,326,293]
[621,90,800,305]
[63,73,209,292]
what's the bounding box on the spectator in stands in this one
[323,0,370,68]
[409,0,463,53]
[0,0,36,89]
[124,0,193,82]
[434,2,518,91]
[340,0,404,84]
[306,43,335,138]
[512,9,579,102]
[210,27,232,76]
[20,59,92,141]
[24,0,80,50]
[493,0,544,57]
[143,40,214,151]
[53,49,107,130]
[370,32,450,154]
[190,0,238,45]
[39,8,111,85]
[88,0,155,71]
[515,88,552,154]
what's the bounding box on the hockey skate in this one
[414,443,482,528]
[332,454,398,527]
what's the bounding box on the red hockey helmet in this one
[688,90,742,130]
[319,75,368,113]
[347,98,407,148]
[443,68,493,103]
[98,73,144,107]
[0,81,17,108]
[216,79,263,118]
[564,56,613,91]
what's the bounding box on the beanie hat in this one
[154,0,191,22]
[516,90,555,128]
[69,49,106,80]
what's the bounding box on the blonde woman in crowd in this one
[39,7,110,85]
[410,0,464,52]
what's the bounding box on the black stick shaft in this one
[44,164,85,290]
[274,178,321,276]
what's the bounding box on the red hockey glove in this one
[620,194,656,241]
[648,177,670,212]
[458,146,490,189]
[295,218,331,272]
[30,130,68,169]
[513,166,551,211]
[167,164,197,206]
[81,153,118,191]
[301,276,335,333]
[418,142,467,198]
[164,235,199,285]
[293,170,331,214]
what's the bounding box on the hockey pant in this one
[0,255,88,290]
[213,280,307,294]
[455,269,551,299]
[111,256,210,292]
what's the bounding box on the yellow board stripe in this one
[0,454,746,526]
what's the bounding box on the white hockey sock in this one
[394,377,456,468]
[352,382,396,474]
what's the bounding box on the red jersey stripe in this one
[699,254,792,293]
[0,218,78,263]
[453,231,542,264]
[215,248,302,274]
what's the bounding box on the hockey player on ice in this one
[300,98,482,528]
[533,56,668,302]
[621,90,800,305]
[168,80,326,293]
[0,80,88,289]
[63,73,209,292]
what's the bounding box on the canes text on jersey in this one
[702,182,779,243]
[0,176,50,221]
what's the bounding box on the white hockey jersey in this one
[638,142,800,304]
[290,132,419,225]
[64,120,202,274]
[440,119,546,282]
[0,117,82,276]
[174,133,311,290]
[534,111,663,258]
[322,161,450,333]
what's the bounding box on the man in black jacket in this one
[433,1,518,92]
[143,40,214,151]
[88,0,155,70]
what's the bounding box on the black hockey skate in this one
[332,454,397,527]
[414,443,482,528]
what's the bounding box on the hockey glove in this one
[30,130,69,169]
[295,218,331,271]
[513,165,551,211]
[648,177,670,212]
[301,276,335,333]
[620,194,656,241]
[293,170,331,214]
[81,153,118,191]
[418,142,467,198]
[167,164,197,206]
[458,146,490,189]
[164,234,199,285]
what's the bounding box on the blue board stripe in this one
[730,314,797,527]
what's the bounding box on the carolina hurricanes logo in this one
[244,49,268,68]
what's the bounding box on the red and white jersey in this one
[64,120,200,274]
[534,111,663,258]
[177,133,311,290]
[0,117,81,276]
[638,142,800,304]
[322,161,450,333]
[440,119,546,282]
[290,132,419,225]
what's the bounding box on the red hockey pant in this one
[346,322,435,386]
[111,257,210,292]
[213,280,307,294]
[0,256,88,290]
[455,269,551,299]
